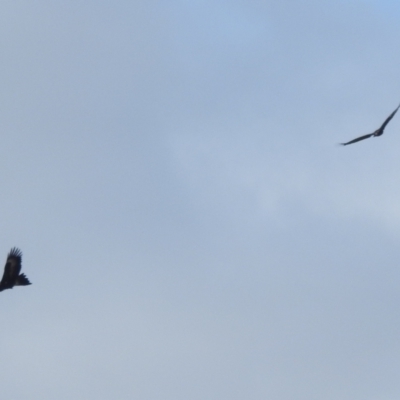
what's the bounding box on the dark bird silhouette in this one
[341,104,400,146]
[0,248,31,292]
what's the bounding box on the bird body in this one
[0,247,31,292]
[341,104,400,146]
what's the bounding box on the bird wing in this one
[340,133,374,146]
[378,104,400,131]
[0,248,22,286]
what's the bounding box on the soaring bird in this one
[0,248,31,292]
[341,104,400,146]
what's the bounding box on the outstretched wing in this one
[340,133,374,146]
[0,248,22,290]
[378,104,400,132]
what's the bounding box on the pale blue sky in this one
[1,1,400,399]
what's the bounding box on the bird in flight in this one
[0,248,31,292]
[340,104,400,146]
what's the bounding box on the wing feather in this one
[340,133,374,146]
[0,247,23,291]
[5,247,22,277]
[378,104,400,131]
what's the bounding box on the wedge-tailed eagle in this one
[340,104,400,146]
[0,248,31,292]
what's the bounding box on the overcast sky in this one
[1,1,400,399]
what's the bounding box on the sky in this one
[1,1,400,399]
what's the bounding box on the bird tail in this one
[16,273,31,286]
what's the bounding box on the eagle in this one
[0,247,31,292]
[340,104,400,146]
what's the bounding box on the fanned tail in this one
[16,273,31,286]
